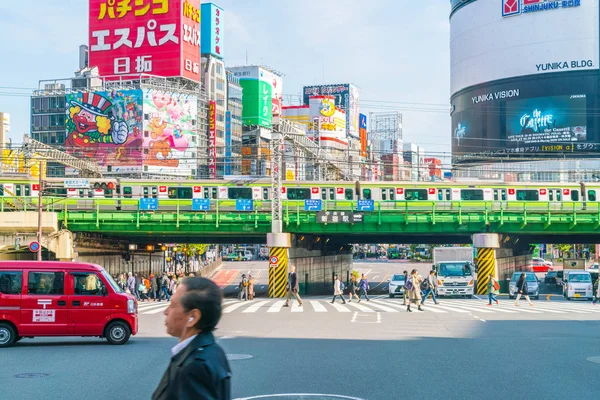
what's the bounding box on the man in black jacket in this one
[152,277,231,400]
[283,265,303,307]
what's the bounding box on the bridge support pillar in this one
[473,233,500,295]
[267,233,291,298]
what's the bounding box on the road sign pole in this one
[36,161,45,261]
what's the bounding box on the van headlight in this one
[127,299,136,314]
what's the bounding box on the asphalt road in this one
[3,296,600,400]
[212,261,270,298]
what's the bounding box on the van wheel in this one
[105,321,131,345]
[0,323,17,347]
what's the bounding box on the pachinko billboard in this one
[65,90,144,173]
[142,89,198,175]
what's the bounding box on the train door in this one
[142,186,158,199]
[548,189,562,202]
[493,189,507,201]
[14,184,31,198]
[437,189,451,201]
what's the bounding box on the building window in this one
[217,129,224,139]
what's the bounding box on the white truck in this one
[432,247,475,298]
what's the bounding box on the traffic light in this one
[93,182,116,191]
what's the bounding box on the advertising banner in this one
[230,66,282,125]
[303,84,360,138]
[142,89,198,175]
[225,110,231,176]
[65,90,144,173]
[89,0,200,81]
[201,3,224,58]
[208,100,217,178]
[359,113,367,157]
[239,79,272,128]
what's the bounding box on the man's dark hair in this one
[180,277,223,332]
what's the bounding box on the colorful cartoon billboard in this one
[65,90,144,173]
[303,83,360,138]
[142,89,198,175]
[89,0,201,82]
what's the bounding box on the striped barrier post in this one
[268,247,289,298]
[476,248,497,295]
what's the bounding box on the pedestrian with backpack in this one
[487,274,500,306]
[238,274,249,301]
[159,272,171,302]
[420,270,439,305]
[358,274,370,302]
[406,269,423,312]
[331,275,347,304]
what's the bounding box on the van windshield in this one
[102,271,123,293]
[569,273,591,283]
[438,263,472,277]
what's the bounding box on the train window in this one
[345,189,353,201]
[405,189,428,201]
[104,189,113,198]
[437,189,443,201]
[169,187,193,199]
[287,188,311,200]
[123,187,133,199]
[362,189,372,200]
[382,190,387,201]
[588,190,596,201]
[24,185,31,197]
[516,190,539,201]
[78,189,85,198]
[203,188,209,199]
[46,188,67,197]
[228,188,252,200]
[151,187,158,198]
[143,187,149,198]
[263,188,269,200]
[321,189,327,201]
[15,186,21,197]
[88,189,93,198]
[211,188,217,199]
[549,191,553,201]
[0,184,3,196]
[461,189,483,201]
[571,190,579,201]
[389,189,395,201]
[329,188,335,201]
[501,189,506,201]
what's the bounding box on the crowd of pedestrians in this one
[114,271,198,302]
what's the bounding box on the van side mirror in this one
[102,286,108,296]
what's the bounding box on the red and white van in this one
[0,261,138,347]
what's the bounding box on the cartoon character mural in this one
[65,90,143,169]
[142,89,197,173]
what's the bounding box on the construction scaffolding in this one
[369,112,404,180]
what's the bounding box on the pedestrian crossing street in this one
[137,296,600,316]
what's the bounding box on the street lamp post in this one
[36,161,45,261]
[146,244,154,276]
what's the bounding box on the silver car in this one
[509,272,540,300]
[388,274,406,298]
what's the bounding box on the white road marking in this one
[223,301,252,314]
[346,302,375,313]
[310,300,327,312]
[377,312,382,323]
[267,300,286,313]
[351,312,358,322]
[431,304,470,313]
[291,301,304,312]
[365,302,398,313]
[327,302,351,312]
[143,305,169,314]
[242,301,270,313]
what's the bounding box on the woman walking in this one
[331,275,347,304]
[347,275,360,303]
[514,273,533,306]
[487,274,499,306]
[248,274,255,301]
[406,269,423,312]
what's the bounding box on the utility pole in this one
[36,161,45,261]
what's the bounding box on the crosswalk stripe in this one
[364,301,399,313]
[242,301,271,313]
[143,305,168,314]
[267,300,286,313]
[444,304,494,313]
[507,305,543,314]
[223,302,252,314]
[327,302,351,312]
[415,304,447,313]
[346,302,375,313]
[442,301,517,314]
[432,305,470,313]
[291,302,304,312]
[542,305,592,314]
[310,300,327,313]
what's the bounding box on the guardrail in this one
[2,198,600,234]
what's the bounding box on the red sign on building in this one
[89,0,200,82]
[208,100,217,179]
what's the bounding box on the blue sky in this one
[0,0,450,156]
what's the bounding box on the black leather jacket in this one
[152,332,232,400]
